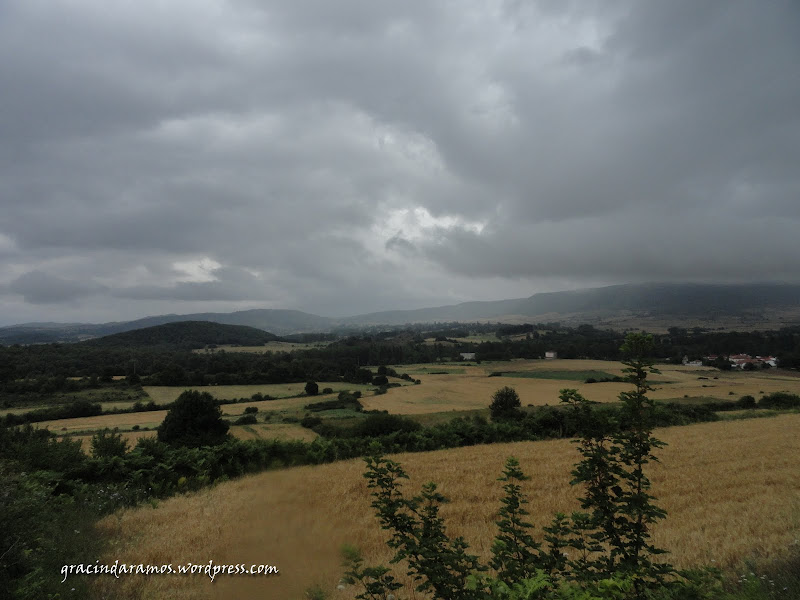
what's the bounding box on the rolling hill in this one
[81,321,280,350]
[2,282,799,344]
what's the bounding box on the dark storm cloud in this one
[0,0,798,324]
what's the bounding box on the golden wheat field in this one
[37,410,169,433]
[68,423,317,451]
[143,381,373,404]
[92,413,800,600]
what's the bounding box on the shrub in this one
[156,390,229,448]
[355,413,421,437]
[90,428,128,458]
[244,406,259,414]
[758,391,800,409]
[234,414,258,425]
[305,381,319,396]
[300,415,323,429]
[737,395,756,409]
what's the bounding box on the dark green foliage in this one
[157,390,230,447]
[2,399,102,426]
[758,391,800,409]
[90,428,128,458]
[301,415,323,429]
[305,381,319,395]
[234,414,258,425]
[244,406,258,414]
[737,395,756,409]
[490,386,522,420]
[305,393,363,412]
[355,413,421,437]
[372,375,389,386]
[341,544,402,600]
[490,457,543,582]
[0,463,101,600]
[83,320,279,350]
[362,455,486,599]
[559,334,673,592]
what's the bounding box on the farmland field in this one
[69,422,316,452]
[31,361,800,437]
[362,360,800,414]
[93,413,800,600]
[143,382,374,404]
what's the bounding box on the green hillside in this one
[82,321,279,350]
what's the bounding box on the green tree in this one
[305,381,319,396]
[489,457,543,582]
[489,386,521,420]
[559,333,672,592]
[156,390,229,447]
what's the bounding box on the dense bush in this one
[758,391,800,409]
[157,390,230,447]
[355,412,422,437]
[234,414,258,425]
[90,428,128,458]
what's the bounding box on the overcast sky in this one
[1,0,798,325]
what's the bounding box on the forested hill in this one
[82,321,279,350]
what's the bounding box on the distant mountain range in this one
[2,282,799,344]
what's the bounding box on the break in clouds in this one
[1,0,799,325]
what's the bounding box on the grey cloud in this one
[385,234,418,256]
[0,0,798,325]
[417,209,800,282]
[6,271,107,304]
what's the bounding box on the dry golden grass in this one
[228,423,319,443]
[143,382,372,404]
[93,414,800,600]
[65,423,317,451]
[38,411,168,433]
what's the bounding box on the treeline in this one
[1,324,799,394]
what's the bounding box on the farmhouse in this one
[545,351,557,360]
[704,354,778,369]
[459,352,476,360]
